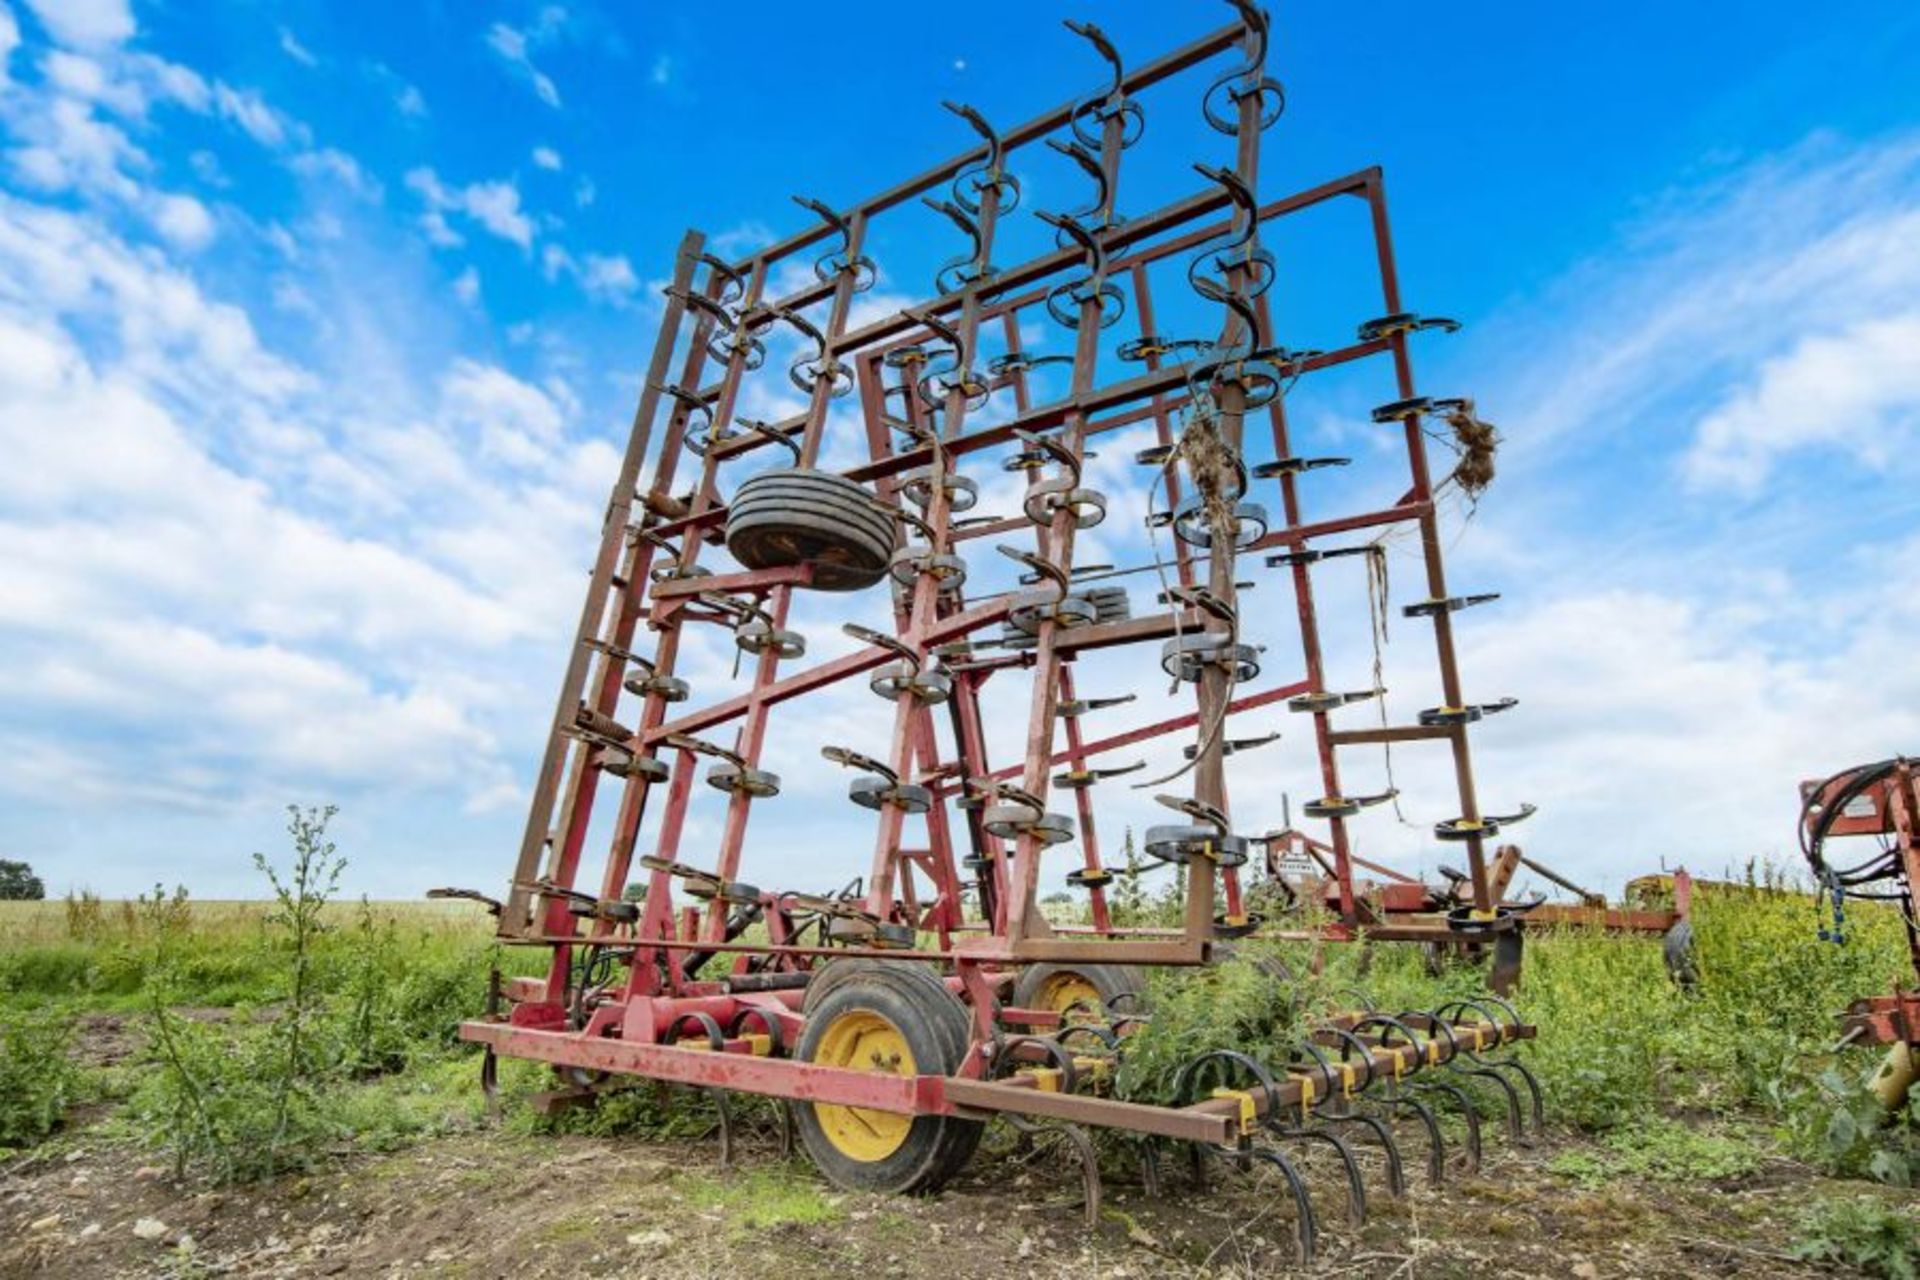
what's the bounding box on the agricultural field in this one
[3,846,1920,1278]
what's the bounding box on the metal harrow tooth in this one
[1160,633,1262,683]
[847,776,934,814]
[1356,312,1461,342]
[1007,591,1097,633]
[868,663,952,705]
[1403,592,1500,618]
[1253,454,1350,479]
[1118,335,1212,366]
[887,548,968,592]
[1022,484,1108,529]
[1370,395,1433,422]
[1302,790,1397,820]
[566,897,640,924]
[896,465,978,512]
[1051,760,1146,789]
[1417,696,1518,726]
[1056,693,1135,718]
[1434,804,1536,840]
[649,562,713,585]
[704,762,781,798]
[638,856,721,895]
[1142,824,1248,867]
[982,804,1076,846]
[597,750,670,784]
[733,618,806,658]
[623,672,691,702]
[1287,688,1382,713]
[1155,792,1229,832]
[1166,497,1268,550]
[1212,910,1264,939]
[1159,584,1239,621]
[1266,544,1372,568]
[1184,731,1280,760]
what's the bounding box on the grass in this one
[3,855,1918,1204]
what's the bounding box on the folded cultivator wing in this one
[452,3,1543,1260]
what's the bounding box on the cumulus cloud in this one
[1685,312,1920,490]
[406,167,534,249]
[532,145,561,170]
[20,0,133,50]
[149,191,213,248]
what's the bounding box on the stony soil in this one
[0,1110,1859,1278]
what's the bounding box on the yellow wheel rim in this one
[813,1009,916,1162]
[1035,971,1103,1021]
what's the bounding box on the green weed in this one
[1791,1196,1920,1279]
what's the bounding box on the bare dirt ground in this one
[0,1109,1853,1279]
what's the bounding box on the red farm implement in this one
[1801,759,1920,1110]
[446,4,1547,1258]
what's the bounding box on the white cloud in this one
[21,0,132,49]
[580,252,636,300]
[485,20,560,109]
[406,167,533,249]
[290,147,382,201]
[395,82,426,117]
[532,145,561,170]
[278,26,317,67]
[212,81,295,148]
[452,265,481,305]
[1685,312,1920,491]
[573,175,595,208]
[0,5,19,80]
[149,191,213,249]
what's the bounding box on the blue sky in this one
[0,0,1917,902]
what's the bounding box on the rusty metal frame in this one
[462,4,1536,1151]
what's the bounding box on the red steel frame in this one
[460,6,1531,1135]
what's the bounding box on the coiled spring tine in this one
[1245,1147,1318,1267]
[1414,1078,1484,1175]
[1274,1124,1366,1226]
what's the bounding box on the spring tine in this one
[1276,1127,1366,1225]
[1325,1111,1405,1198]
[1138,1139,1163,1199]
[1390,1094,1447,1187]
[1414,1080,1483,1175]
[1479,1057,1546,1135]
[1449,1064,1523,1143]
[1245,1147,1318,1267]
[1052,1122,1102,1229]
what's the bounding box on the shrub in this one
[134,806,348,1181]
[0,1007,82,1147]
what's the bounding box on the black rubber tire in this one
[730,475,895,540]
[1010,961,1149,1015]
[726,469,896,591]
[793,966,982,1194]
[728,491,895,545]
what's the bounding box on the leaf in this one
[1869,1147,1913,1188]
[1826,1107,1859,1153]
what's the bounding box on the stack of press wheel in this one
[725,469,895,591]
[794,960,983,1192]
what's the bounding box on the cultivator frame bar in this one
[455,4,1542,1250]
